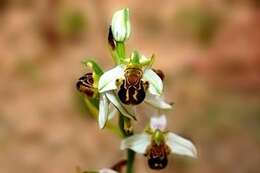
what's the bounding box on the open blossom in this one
[98,51,172,109]
[120,115,197,170]
[76,60,135,129]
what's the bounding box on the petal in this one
[98,94,109,129]
[150,115,167,131]
[108,103,118,120]
[105,91,136,120]
[100,168,118,173]
[145,93,172,110]
[98,66,124,93]
[143,69,163,96]
[120,133,151,154]
[139,54,154,66]
[166,133,198,158]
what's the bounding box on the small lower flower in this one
[120,115,197,170]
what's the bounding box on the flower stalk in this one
[75,7,197,173]
[118,114,135,173]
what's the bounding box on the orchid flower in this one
[98,51,172,109]
[76,60,135,129]
[120,115,197,170]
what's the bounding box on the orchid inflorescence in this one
[76,8,197,173]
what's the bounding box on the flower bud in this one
[111,8,131,42]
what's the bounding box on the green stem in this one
[116,42,125,60]
[119,115,127,137]
[126,149,135,173]
[118,115,135,173]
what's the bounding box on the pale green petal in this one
[145,94,172,110]
[98,66,124,93]
[150,115,167,131]
[111,8,131,42]
[120,133,151,154]
[166,133,197,158]
[98,94,109,129]
[143,69,163,96]
[139,54,154,66]
[105,91,136,120]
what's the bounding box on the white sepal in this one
[145,94,172,110]
[98,94,109,129]
[99,168,118,173]
[111,8,131,42]
[105,91,136,120]
[108,103,118,120]
[150,115,167,131]
[98,65,124,93]
[143,69,163,96]
[166,133,197,158]
[120,133,151,154]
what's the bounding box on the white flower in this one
[98,91,135,129]
[98,53,172,109]
[79,59,135,129]
[120,115,197,169]
[111,8,131,42]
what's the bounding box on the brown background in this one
[0,0,260,173]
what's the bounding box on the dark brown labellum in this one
[145,142,170,170]
[117,68,148,105]
[153,69,165,81]
[76,73,95,97]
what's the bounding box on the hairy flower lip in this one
[76,72,96,97]
[98,65,163,97]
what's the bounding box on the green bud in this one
[111,8,131,42]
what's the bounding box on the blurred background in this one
[0,0,260,173]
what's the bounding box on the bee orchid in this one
[76,60,135,129]
[98,51,172,111]
[120,115,197,170]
